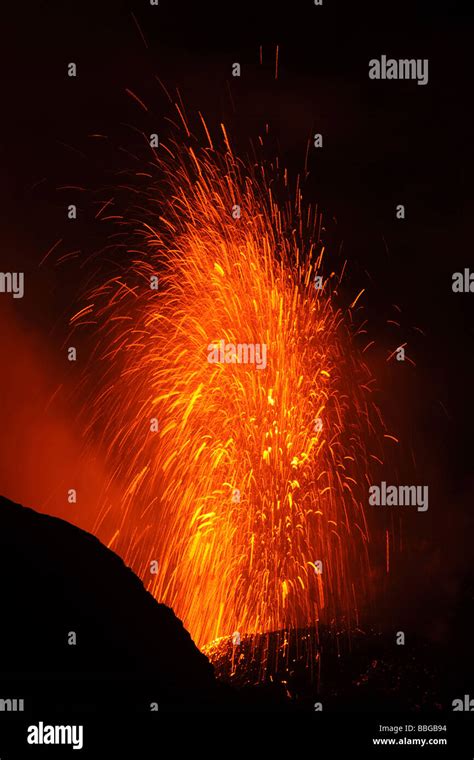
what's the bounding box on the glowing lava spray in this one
[75,118,383,650]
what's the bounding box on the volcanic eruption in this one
[72,112,386,662]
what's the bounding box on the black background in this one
[1,0,473,647]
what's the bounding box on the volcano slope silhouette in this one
[0,494,233,713]
[2,494,472,717]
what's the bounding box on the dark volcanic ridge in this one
[205,626,451,712]
[0,494,231,712]
[1,494,473,713]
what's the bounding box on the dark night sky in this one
[1,0,473,636]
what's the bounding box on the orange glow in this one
[75,117,385,650]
